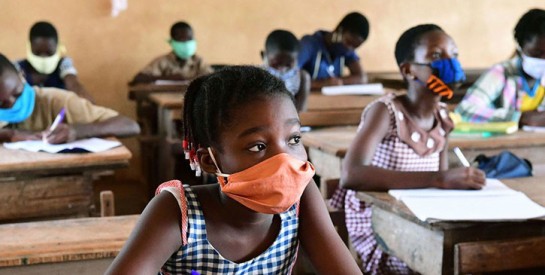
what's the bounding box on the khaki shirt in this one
[139,52,213,79]
[5,87,118,132]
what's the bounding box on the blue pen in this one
[43,107,66,142]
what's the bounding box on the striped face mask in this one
[412,58,466,99]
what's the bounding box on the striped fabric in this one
[455,56,545,122]
[156,180,300,275]
[330,95,444,275]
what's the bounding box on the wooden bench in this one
[0,215,138,274]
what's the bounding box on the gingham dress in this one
[156,180,300,275]
[330,94,452,275]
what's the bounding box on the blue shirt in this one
[298,30,360,80]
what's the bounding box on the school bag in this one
[475,151,533,179]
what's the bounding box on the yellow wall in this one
[1,0,544,184]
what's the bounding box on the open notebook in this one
[3,138,121,153]
[388,179,545,222]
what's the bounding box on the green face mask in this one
[169,39,197,60]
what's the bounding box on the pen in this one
[43,108,66,142]
[453,147,471,167]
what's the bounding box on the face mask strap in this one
[207,147,230,178]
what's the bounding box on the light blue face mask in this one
[169,39,197,60]
[0,83,36,123]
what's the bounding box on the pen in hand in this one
[453,147,471,167]
[43,108,66,143]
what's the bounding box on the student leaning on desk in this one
[329,24,486,274]
[0,53,140,144]
[298,12,369,90]
[130,21,213,84]
[456,9,545,127]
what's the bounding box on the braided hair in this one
[182,66,293,173]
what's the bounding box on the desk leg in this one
[308,148,342,198]
[371,207,444,275]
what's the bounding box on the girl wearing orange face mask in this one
[106,66,362,274]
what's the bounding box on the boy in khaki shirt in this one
[0,53,140,144]
[131,21,212,84]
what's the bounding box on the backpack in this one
[475,151,533,179]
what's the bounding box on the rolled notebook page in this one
[321,83,384,96]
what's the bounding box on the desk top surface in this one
[302,126,545,157]
[148,92,185,108]
[0,215,139,267]
[356,177,545,230]
[0,143,132,175]
[128,83,188,100]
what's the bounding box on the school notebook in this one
[321,83,384,96]
[388,179,545,222]
[3,138,121,153]
[452,121,518,135]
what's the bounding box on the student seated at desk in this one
[456,9,545,126]
[330,25,486,274]
[106,66,362,274]
[298,12,369,90]
[15,21,94,102]
[0,53,140,144]
[131,21,213,84]
[262,29,310,111]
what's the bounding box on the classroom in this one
[1,0,545,274]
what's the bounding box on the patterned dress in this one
[156,180,300,275]
[330,93,453,275]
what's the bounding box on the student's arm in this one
[130,73,190,84]
[64,74,95,103]
[455,65,519,122]
[105,192,183,274]
[298,180,363,274]
[341,59,367,84]
[45,115,140,144]
[341,103,485,191]
[0,129,41,142]
[295,71,311,111]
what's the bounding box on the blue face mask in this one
[0,83,36,123]
[429,58,466,84]
[264,65,301,95]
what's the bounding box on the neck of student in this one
[404,86,440,118]
[217,186,273,227]
[324,32,333,48]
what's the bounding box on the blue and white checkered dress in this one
[157,180,300,274]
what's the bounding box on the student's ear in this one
[399,62,415,81]
[197,147,218,174]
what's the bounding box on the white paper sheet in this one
[522,125,545,133]
[154,80,190,85]
[388,179,516,199]
[3,138,121,153]
[321,83,384,96]
[388,179,545,222]
[401,193,545,221]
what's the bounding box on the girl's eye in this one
[248,143,266,152]
[432,51,442,59]
[288,135,301,145]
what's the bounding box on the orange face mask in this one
[426,74,454,99]
[208,148,315,214]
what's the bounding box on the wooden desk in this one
[302,126,545,196]
[128,83,188,136]
[356,177,545,274]
[0,215,138,274]
[0,145,132,222]
[148,92,184,138]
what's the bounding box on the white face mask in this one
[521,53,545,81]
